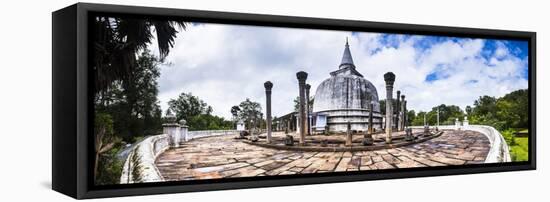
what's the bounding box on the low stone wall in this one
[410,125,511,163]
[120,134,170,184]
[119,129,239,184]
[187,130,239,140]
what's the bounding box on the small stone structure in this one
[455,118,461,130]
[345,121,352,146]
[162,114,180,147]
[179,119,188,143]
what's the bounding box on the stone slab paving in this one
[155,130,490,181]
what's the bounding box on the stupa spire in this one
[339,37,355,69]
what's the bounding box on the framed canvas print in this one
[52,3,536,199]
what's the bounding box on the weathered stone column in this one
[463,116,469,127]
[403,99,408,129]
[395,90,400,130]
[363,103,374,146]
[399,95,405,131]
[264,81,273,144]
[162,113,180,147]
[305,84,311,136]
[296,71,308,145]
[368,103,374,134]
[345,121,352,146]
[384,72,395,144]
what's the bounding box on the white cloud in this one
[149,23,528,119]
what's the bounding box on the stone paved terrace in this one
[155,130,490,181]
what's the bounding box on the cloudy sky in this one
[149,22,528,120]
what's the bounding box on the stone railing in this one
[120,134,170,184]
[187,130,239,140]
[409,125,511,163]
[120,127,240,183]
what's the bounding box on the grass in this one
[500,129,529,162]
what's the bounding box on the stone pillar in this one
[296,71,308,145]
[399,95,405,131]
[162,113,180,147]
[179,119,188,144]
[368,103,374,134]
[403,100,408,129]
[463,116,469,127]
[296,116,300,133]
[264,81,273,143]
[395,90,400,130]
[345,121,352,146]
[305,84,311,136]
[363,103,374,146]
[455,118,460,130]
[384,72,395,144]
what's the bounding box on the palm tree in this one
[93,16,186,94]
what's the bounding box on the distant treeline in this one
[403,89,528,131]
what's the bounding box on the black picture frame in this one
[52,3,536,199]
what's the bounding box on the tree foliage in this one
[94,113,123,184]
[237,98,263,130]
[469,89,528,130]
[95,50,163,141]
[93,16,186,93]
[167,92,232,130]
[407,89,528,131]
[168,92,212,121]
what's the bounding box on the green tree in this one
[469,89,528,130]
[167,93,233,130]
[431,104,464,125]
[168,92,212,121]
[187,114,233,131]
[94,113,121,183]
[238,98,263,130]
[473,96,498,115]
[412,111,426,126]
[407,110,416,126]
[95,50,163,141]
[465,105,472,115]
[500,89,528,129]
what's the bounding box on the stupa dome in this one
[313,39,380,113]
